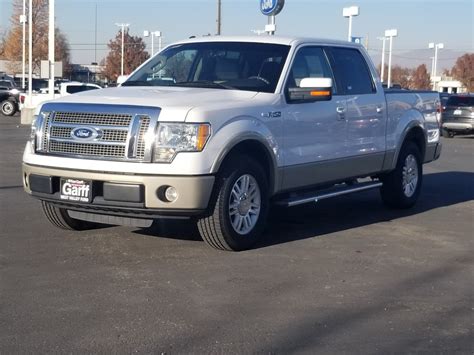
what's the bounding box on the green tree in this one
[102,29,149,81]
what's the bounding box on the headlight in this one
[153,123,211,162]
[427,129,440,143]
[30,115,41,151]
[30,111,48,152]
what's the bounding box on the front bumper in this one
[22,163,215,217]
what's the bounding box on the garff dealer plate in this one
[60,178,92,203]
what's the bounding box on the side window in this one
[287,47,335,92]
[329,47,375,95]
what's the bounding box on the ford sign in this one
[260,0,285,16]
[71,127,100,141]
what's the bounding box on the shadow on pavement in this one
[134,171,474,247]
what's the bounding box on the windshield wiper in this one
[173,80,234,90]
[121,80,152,87]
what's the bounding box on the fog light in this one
[164,186,178,202]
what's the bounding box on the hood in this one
[49,86,259,121]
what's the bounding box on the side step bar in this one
[276,181,383,208]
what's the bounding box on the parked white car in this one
[19,82,101,111]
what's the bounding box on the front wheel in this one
[197,156,269,251]
[380,142,423,209]
[1,100,16,116]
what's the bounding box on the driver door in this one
[281,46,347,190]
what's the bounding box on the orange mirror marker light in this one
[310,90,331,97]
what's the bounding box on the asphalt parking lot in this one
[0,114,472,353]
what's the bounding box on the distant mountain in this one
[368,48,470,72]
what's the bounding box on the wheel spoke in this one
[228,174,262,235]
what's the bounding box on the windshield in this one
[124,42,290,93]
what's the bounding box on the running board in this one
[276,181,383,207]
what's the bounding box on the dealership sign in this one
[260,0,285,16]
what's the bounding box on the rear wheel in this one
[441,129,454,138]
[1,100,16,116]
[197,155,269,251]
[380,142,422,209]
[41,201,98,230]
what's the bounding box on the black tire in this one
[1,100,16,116]
[380,142,423,209]
[41,201,97,230]
[197,155,269,251]
[441,129,454,138]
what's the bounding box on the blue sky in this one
[1,0,473,69]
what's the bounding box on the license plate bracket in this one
[60,178,92,203]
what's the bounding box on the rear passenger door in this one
[327,47,387,174]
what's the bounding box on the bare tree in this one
[1,0,71,75]
[390,65,411,89]
[451,53,474,92]
[102,29,149,82]
[410,64,431,90]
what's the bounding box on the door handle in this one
[376,106,384,114]
[336,106,346,119]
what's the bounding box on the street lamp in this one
[343,6,359,42]
[48,0,55,99]
[20,0,26,90]
[27,0,32,105]
[429,42,444,90]
[385,29,398,88]
[115,23,130,76]
[143,30,162,56]
[377,36,387,83]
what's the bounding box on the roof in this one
[172,35,361,48]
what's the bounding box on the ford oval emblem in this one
[260,0,285,16]
[71,127,99,140]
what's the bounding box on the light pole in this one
[216,0,221,35]
[385,29,398,88]
[20,0,26,89]
[429,42,444,90]
[144,30,162,56]
[377,36,387,83]
[115,23,129,76]
[343,6,359,42]
[48,0,55,99]
[27,0,32,105]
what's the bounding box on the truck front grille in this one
[37,104,159,162]
[49,141,127,158]
[53,112,132,126]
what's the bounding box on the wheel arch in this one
[211,136,278,195]
[390,123,427,170]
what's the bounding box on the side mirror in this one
[117,75,130,86]
[287,77,333,103]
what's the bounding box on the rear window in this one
[446,96,474,107]
[328,47,375,95]
[0,81,13,89]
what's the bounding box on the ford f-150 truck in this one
[23,36,442,251]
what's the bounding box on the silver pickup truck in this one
[23,36,442,251]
